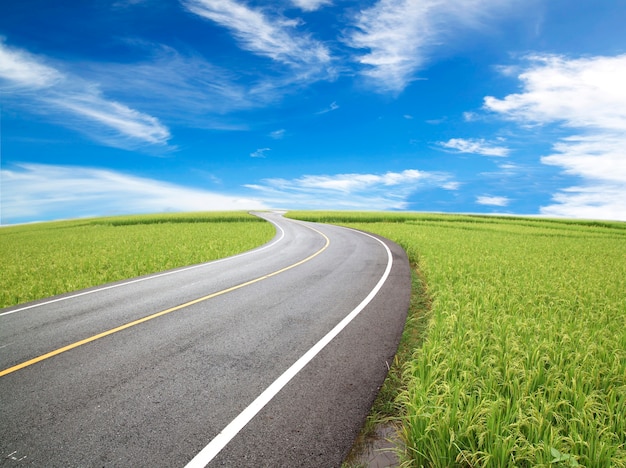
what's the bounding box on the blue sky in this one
[1,0,626,224]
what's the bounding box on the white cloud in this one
[269,129,286,139]
[1,163,268,224]
[0,40,171,149]
[290,0,331,11]
[250,148,271,158]
[539,185,626,221]
[476,196,510,207]
[316,101,339,114]
[37,43,323,135]
[0,40,62,88]
[426,117,446,125]
[113,0,149,7]
[94,46,258,119]
[442,181,461,191]
[245,169,456,210]
[1,164,457,223]
[439,138,510,157]
[542,135,626,183]
[484,54,626,132]
[76,45,320,130]
[182,0,330,67]
[51,95,171,146]
[345,0,518,93]
[485,53,626,220]
[538,134,626,221]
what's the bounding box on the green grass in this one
[0,212,275,309]
[288,211,626,468]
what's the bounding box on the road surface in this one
[0,212,410,467]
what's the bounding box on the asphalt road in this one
[0,212,411,467]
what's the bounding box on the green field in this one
[0,212,275,309]
[288,212,626,467]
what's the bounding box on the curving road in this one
[0,212,410,467]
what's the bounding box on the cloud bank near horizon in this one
[1,164,267,224]
[245,169,457,210]
[1,165,457,224]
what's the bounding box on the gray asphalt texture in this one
[0,213,410,467]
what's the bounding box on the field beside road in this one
[288,212,626,468]
[0,212,274,309]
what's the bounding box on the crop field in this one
[288,212,626,467]
[0,212,274,309]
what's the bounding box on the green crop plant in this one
[288,211,626,467]
[0,212,274,308]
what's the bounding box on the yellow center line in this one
[0,225,330,379]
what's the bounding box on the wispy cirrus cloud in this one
[181,0,331,68]
[316,101,339,115]
[1,163,267,225]
[245,169,457,210]
[51,95,171,146]
[0,40,172,150]
[439,138,510,157]
[0,41,62,88]
[484,53,626,220]
[250,148,271,158]
[290,0,331,12]
[79,45,259,126]
[345,0,520,93]
[269,129,286,139]
[112,0,149,7]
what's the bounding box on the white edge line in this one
[184,229,393,468]
[0,216,285,317]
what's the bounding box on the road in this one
[0,212,410,467]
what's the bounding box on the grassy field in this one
[287,212,626,468]
[0,212,275,309]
